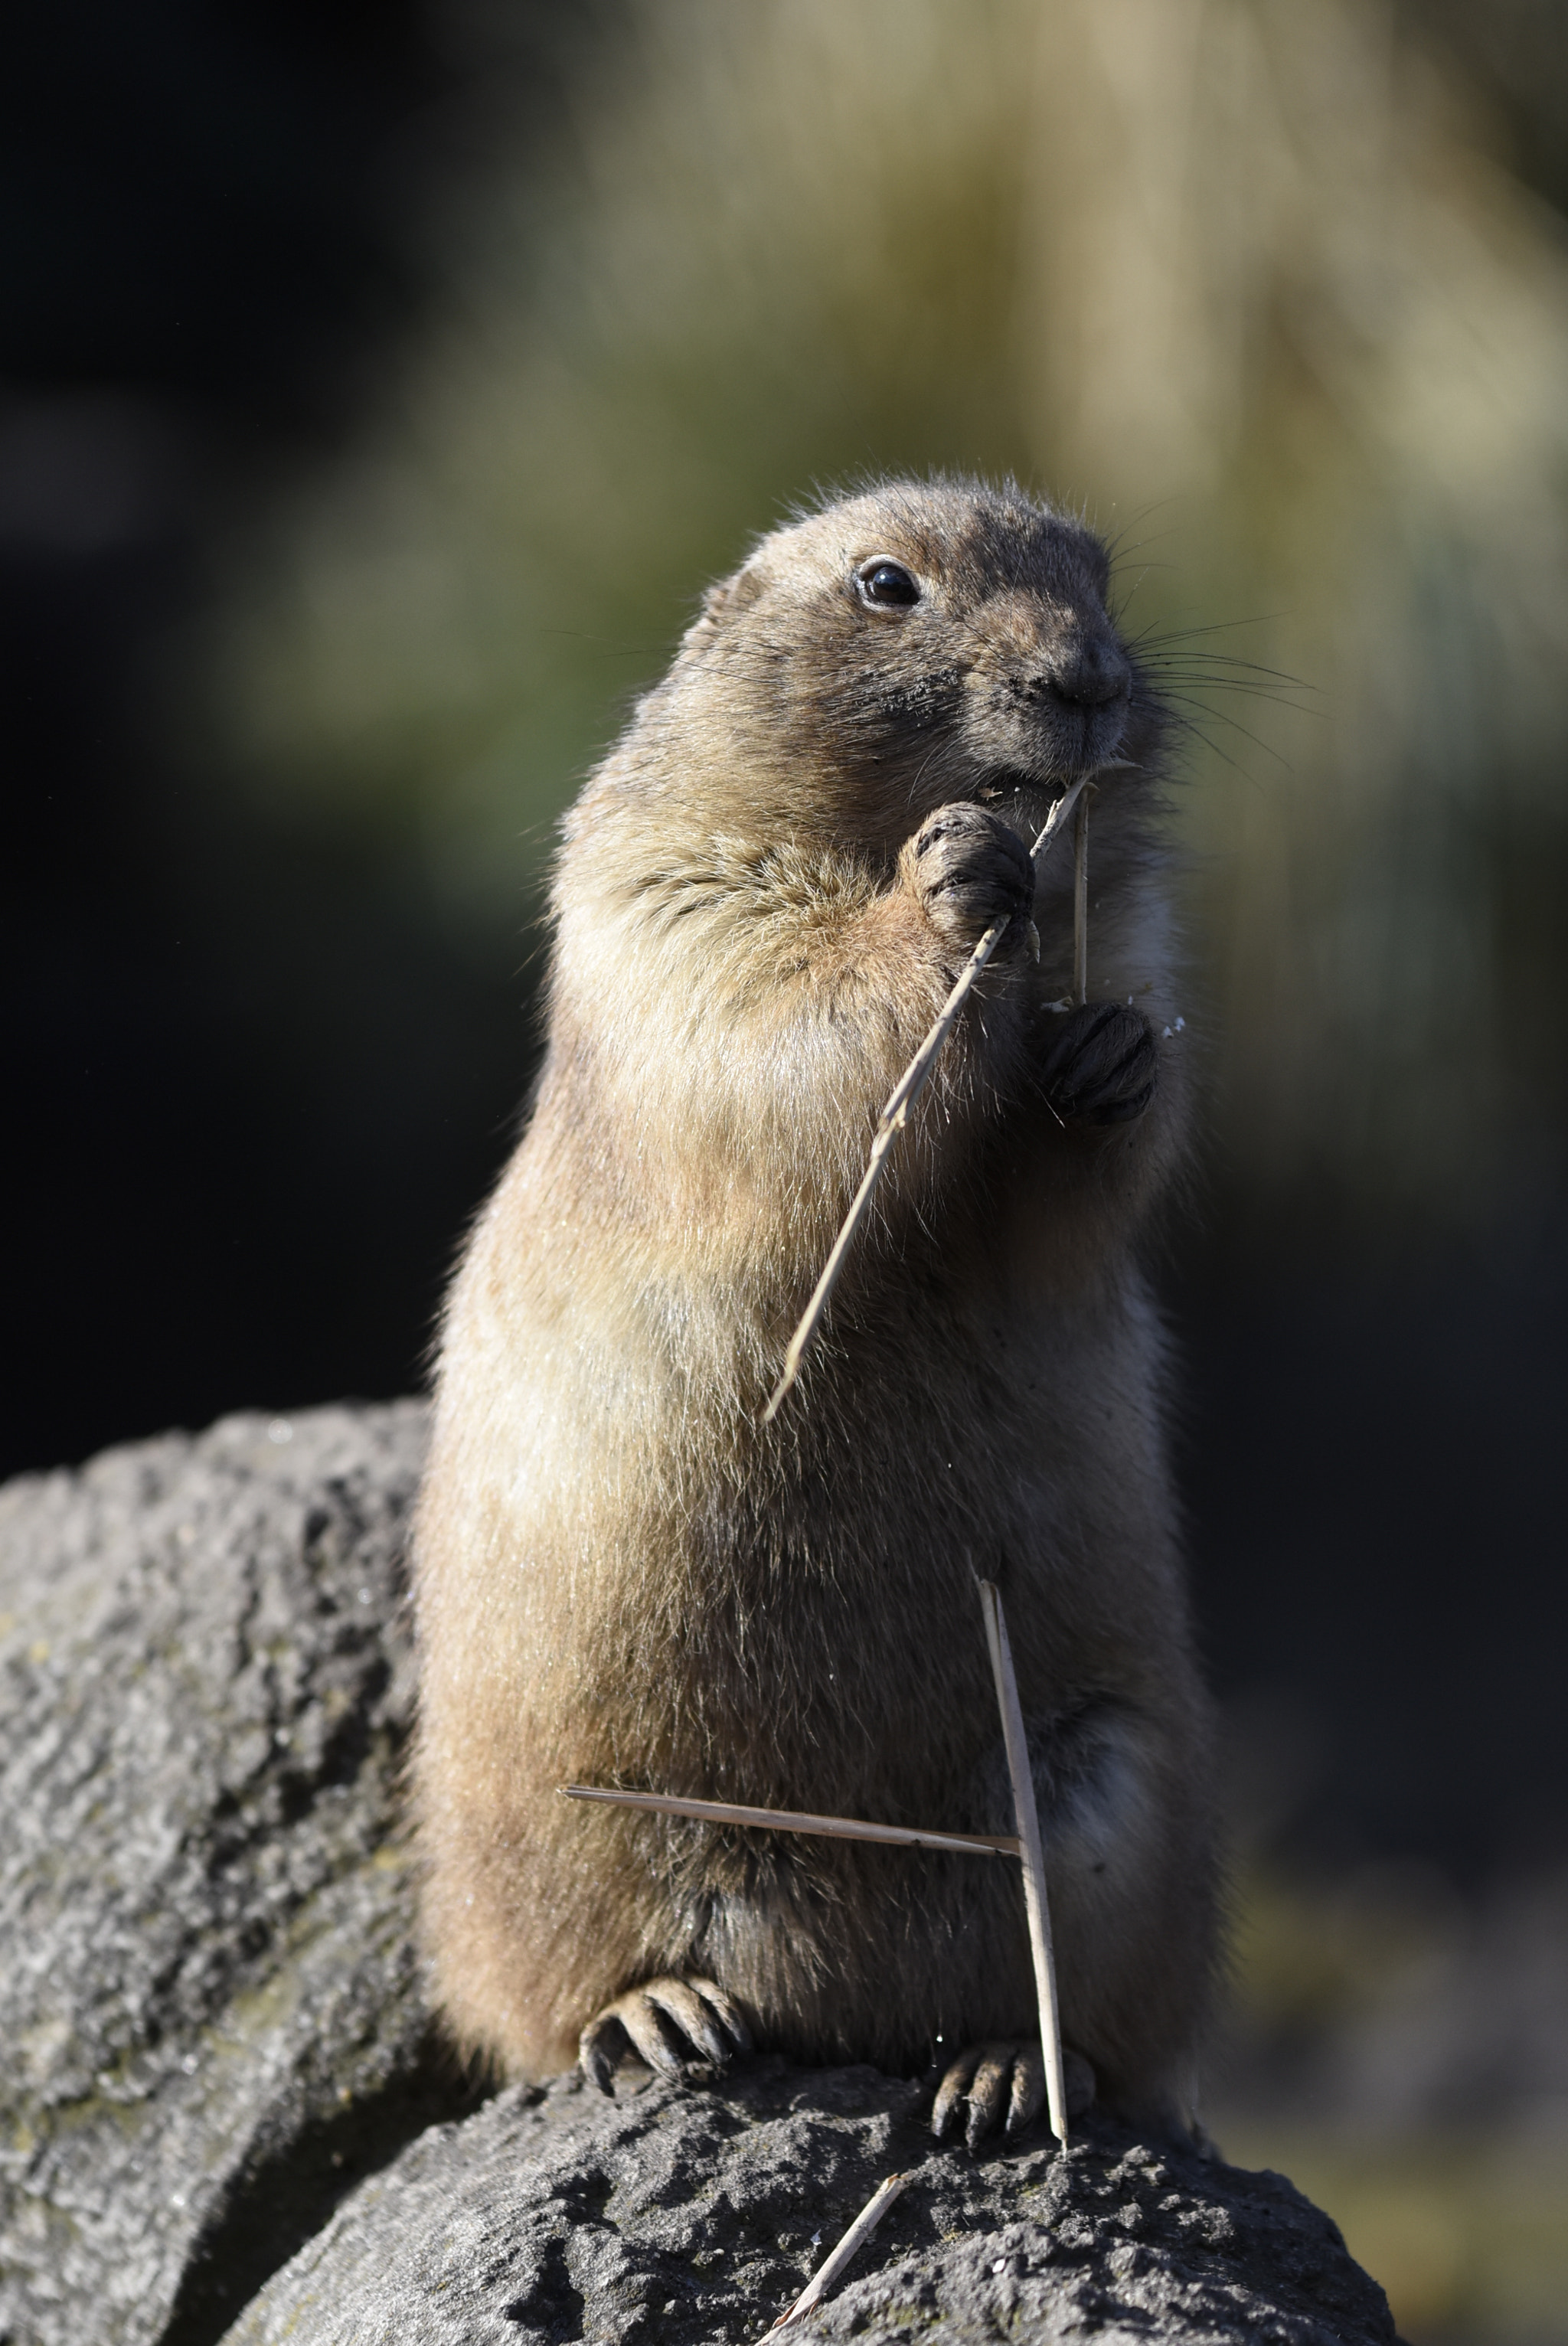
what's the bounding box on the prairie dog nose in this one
[1039,633,1130,711]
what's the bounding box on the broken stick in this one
[763,766,1120,1423]
[978,1577,1069,2147]
[770,2170,910,2330]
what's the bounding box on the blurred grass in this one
[205,0,1568,1240]
[1220,2119,1568,2343]
[1217,1863,1568,2342]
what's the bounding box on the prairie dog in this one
[413,477,1217,2145]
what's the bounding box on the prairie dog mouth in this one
[972,757,1132,811]
[970,769,1075,830]
[970,765,1057,814]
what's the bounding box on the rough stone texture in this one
[225,2060,1399,2345]
[1,1405,1400,2346]
[0,1403,477,2346]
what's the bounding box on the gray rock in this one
[0,1403,477,2346]
[1,1405,1399,2346]
[224,2060,1399,2345]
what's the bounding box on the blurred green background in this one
[5,4,1566,2336]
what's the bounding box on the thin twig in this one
[770,2171,910,2329]
[1073,789,1090,1006]
[562,1784,1019,1858]
[978,1579,1069,2148]
[763,765,1123,1423]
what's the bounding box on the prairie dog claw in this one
[579,1974,753,2095]
[932,2039,1095,2148]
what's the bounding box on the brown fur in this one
[412,476,1217,2129]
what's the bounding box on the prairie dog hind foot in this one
[932,2040,1096,2150]
[579,1975,754,2094]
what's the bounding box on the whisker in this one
[1128,613,1293,647]
[1149,680,1315,713]
[1161,704,1292,775]
[1138,655,1310,690]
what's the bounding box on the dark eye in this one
[857,558,920,609]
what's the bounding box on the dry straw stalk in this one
[770,2170,911,2330]
[978,1577,1070,2146]
[763,765,1112,1422]
[1073,787,1090,1004]
[562,1783,1020,1859]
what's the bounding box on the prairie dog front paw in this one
[1042,1001,1158,1125]
[903,802,1034,954]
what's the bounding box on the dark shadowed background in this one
[5,5,1566,2336]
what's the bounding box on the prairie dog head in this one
[637,477,1158,855]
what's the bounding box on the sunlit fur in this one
[413,476,1217,2126]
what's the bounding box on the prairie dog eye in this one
[856,557,920,609]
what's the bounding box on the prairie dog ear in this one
[682,560,766,649]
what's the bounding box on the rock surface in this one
[0,1403,476,2346]
[226,2060,1398,2345]
[1,1405,1399,2345]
